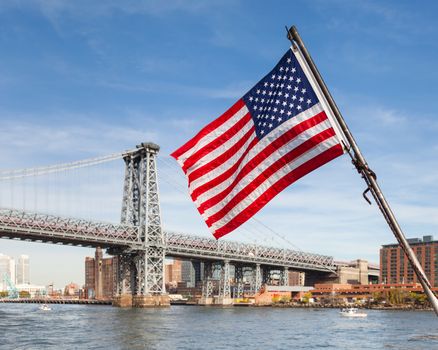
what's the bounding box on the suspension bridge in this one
[0,142,336,307]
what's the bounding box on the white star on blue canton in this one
[242,50,319,139]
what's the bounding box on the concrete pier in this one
[198,297,214,305]
[112,294,133,307]
[215,297,234,306]
[132,295,170,308]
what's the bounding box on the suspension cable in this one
[0,151,132,180]
[1,151,312,254]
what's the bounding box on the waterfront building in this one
[181,260,204,288]
[306,259,379,286]
[335,259,378,284]
[15,283,47,298]
[64,282,80,297]
[84,247,116,299]
[288,271,305,286]
[165,259,182,287]
[0,254,15,291]
[311,282,434,303]
[255,285,314,304]
[380,235,438,287]
[16,254,30,285]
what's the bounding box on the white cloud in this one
[0,116,157,164]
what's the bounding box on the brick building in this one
[165,259,182,286]
[288,271,305,286]
[85,247,117,299]
[64,282,80,297]
[311,282,427,301]
[380,235,438,287]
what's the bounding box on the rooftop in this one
[382,235,436,247]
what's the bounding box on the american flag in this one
[171,48,346,239]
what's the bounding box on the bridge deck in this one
[0,209,335,272]
[0,209,141,248]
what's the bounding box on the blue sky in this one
[1,0,438,288]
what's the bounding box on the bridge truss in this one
[0,209,334,273]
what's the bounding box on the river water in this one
[1,304,437,349]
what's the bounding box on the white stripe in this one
[185,115,254,175]
[208,136,340,231]
[176,104,249,167]
[189,103,324,195]
[195,118,333,206]
[201,121,336,216]
[189,133,257,195]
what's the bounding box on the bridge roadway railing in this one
[165,232,335,272]
[0,209,141,248]
[0,209,335,272]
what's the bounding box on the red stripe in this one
[188,125,256,184]
[193,111,329,206]
[182,111,251,173]
[197,112,331,213]
[190,137,259,201]
[204,127,338,223]
[170,99,246,161]
[212,144,344,238]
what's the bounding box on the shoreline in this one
[0,298,433,311]
[0,298,111,305]
[265,303,433,311]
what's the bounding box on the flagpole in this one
[288,25,438,316]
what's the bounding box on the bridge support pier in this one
[132,295,170,307]
[199,262,214,305]
[281,266,289,286]
[113,254,134,307]
[113,294,133,308]
[234,265,244,299]
[216,260,233,305]
[252,263,262,294]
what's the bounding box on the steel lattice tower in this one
[115,142,167,307]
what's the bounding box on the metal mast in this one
[288,25,438,315]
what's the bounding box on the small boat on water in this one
[168,294,189,305]
[339,307,367,318]
[39,304,51,311]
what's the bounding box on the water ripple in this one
[0,304,436,350]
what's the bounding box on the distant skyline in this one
[1,1,438,288]
[0,252,30,288]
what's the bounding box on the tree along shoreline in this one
[257,302,433,311]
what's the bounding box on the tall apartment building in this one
[16,255,30,285]
[289,271,305,286]
[85,248,117,299]
[380,235,438,287]
[181,260,204,288]
[165,259,182,285]
[0,254,15,291]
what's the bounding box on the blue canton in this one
[242,49,319,140]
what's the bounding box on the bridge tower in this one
[114,142,169,307]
